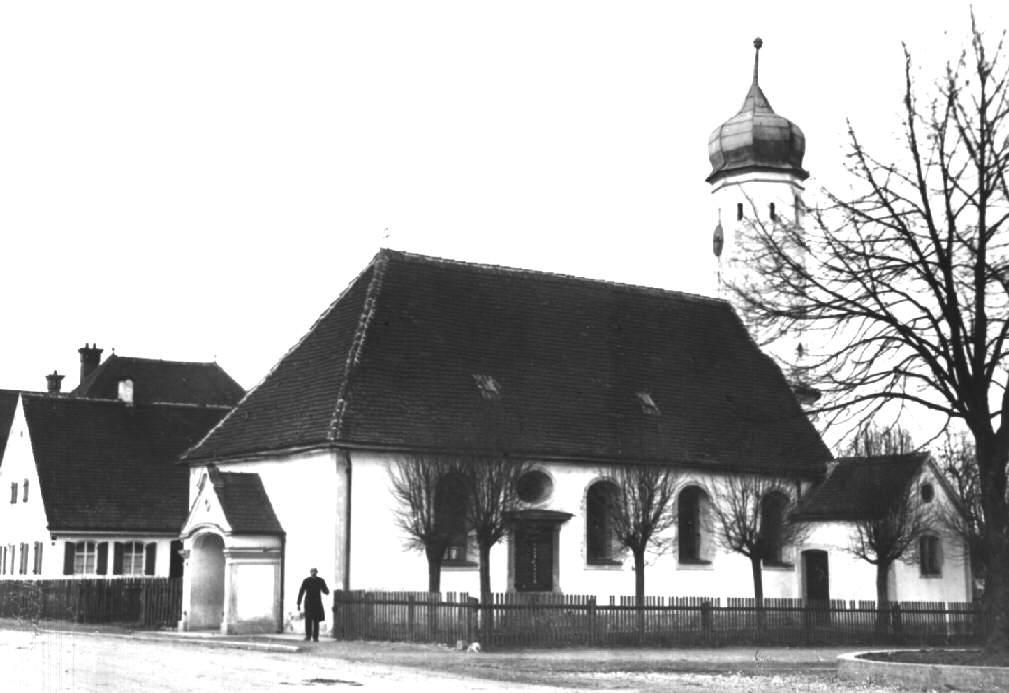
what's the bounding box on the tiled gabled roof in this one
[23,394,230,533]
[793,453,929,522]
[185,249,830,477]
[72,355,244,406]
[208,467,283,535]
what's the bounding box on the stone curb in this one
[109,631,305,654]
[838,650,1009,691]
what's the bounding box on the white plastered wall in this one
[186,448,346,631]
[0,398,52,577]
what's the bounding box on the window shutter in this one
[33,542,42,575]
[112,543,124,575]
[144,543,157,575]
[96,542,109,575]
[63,543,75,575]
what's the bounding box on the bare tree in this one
[461,456,531,606]
[388,455,465,592]
[728,15,1009,646]
[712,475,809,604]
[844,428,933,631]
[936,431,987,597]
[606,464,679,606]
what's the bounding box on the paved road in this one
[0,628,578,693]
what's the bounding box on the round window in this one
[517,470,552,504]
[920,482,935,503]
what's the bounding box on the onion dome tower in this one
[707,38,819,407]
[708,38,809,293]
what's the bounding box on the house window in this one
[736,202,744,221]
[678,486,710,564]
[73,542,97,574]
[920,483,934,503]
[9,483,16,504]
[115,542,146,575]
[22,479,28,503]
[436,474,471,564]
[19,543,29,575]
[586,481,620,564]
[32,542,43,575]
[769,202,777,220]
[920,535,942,576]
[760,491,789,565]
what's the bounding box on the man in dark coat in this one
[297,568,330,642]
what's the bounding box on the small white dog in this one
[466,641,482,653]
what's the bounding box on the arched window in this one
[759,491,789,565]
[586,481,619,564]
[436,474,470,563]
[678,486,709,563]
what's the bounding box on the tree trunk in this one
[750,555,765,631]
[633,547,646,638]
[633,548,646,607]
[977,433,1009,651]
[478,542,493,643]
[875,561,891,636]
[426,552,442,593]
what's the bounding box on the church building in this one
[174,40,971,634]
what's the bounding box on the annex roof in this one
[23,394,230,533]
[793,453,929,522]
[72,355,244,406]
[208,467,283,535]
[185,249,830,477]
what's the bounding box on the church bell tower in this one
[706,38,818,406]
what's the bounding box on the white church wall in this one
[344,453,815,601]
[197,448,346,629]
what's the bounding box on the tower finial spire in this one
[752,37,763,85]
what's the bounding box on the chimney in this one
[45,370,65,395]
[78,343,103,384]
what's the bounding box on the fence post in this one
[891,603,903,643]
[701,600,712,643]
[466,597,478,645]
[138,582,148,627]
[407,595,416,642]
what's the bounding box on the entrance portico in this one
[179,467,284,634]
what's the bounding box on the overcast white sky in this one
[1,1,1006,392]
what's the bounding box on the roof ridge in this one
[182,257,383,461]
[376,248,728,308]
[21,392,232,411]
[104,355,222,366]
[831,452,928,465]
[328,251,391,441]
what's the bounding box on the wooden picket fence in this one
[331,590,986,649]
[0,578,182,627]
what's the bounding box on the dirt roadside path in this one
[0,621,909,692]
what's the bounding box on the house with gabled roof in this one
[176,248,860,634]
[794,452,971,604]
[0,347,242,580]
